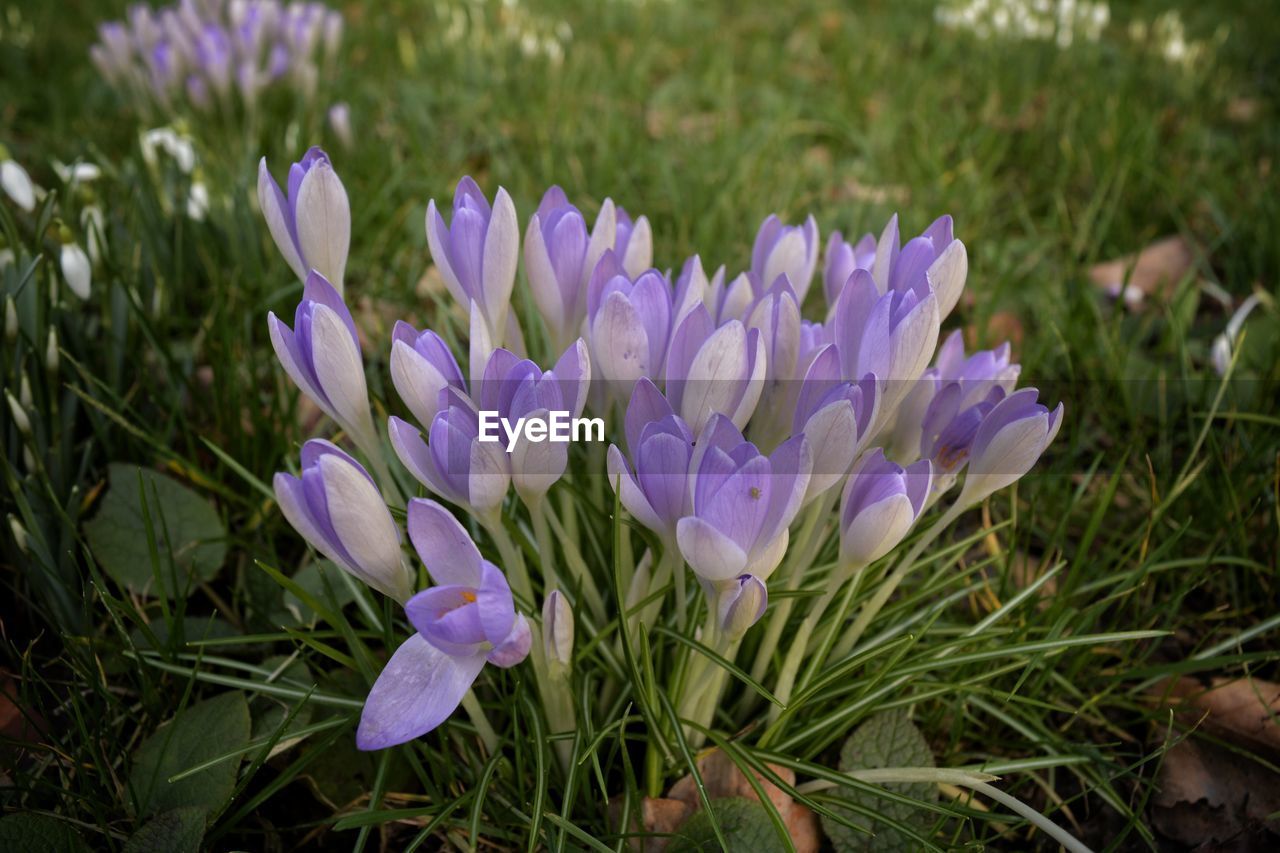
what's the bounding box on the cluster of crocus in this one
[260,145,1062,752]
[90,0,343,117]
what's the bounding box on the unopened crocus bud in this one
[665,305,766,436]
[749,213,819,302]
[956,388,1063,508]
[268,271,376,447]
[389,321,467,429]
[60,233,92,300]
[717,574,767,639]
[543,590,574,676]
[0,147,36,212]
[524,187,614,353]
[614,206,653,277]
[328,102,353,149]
[425,176,519,346]
[273,439,412,602]
[823,230,875,312]
[793,348,879,505]
[585,252,673,405]
[839,450,931,567]
[258,146,351,293]
[6,390,31,435]
[607,379,694,543]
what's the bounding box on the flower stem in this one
[459,689,498,754]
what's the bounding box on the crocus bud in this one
[607,380,694,543]
[60,237,92,301]
[870,214,967,321]
[425,176,519,346]
[823,230,875,312]
[0,148,36,212]
[744,275,802,447]
[676,416,811,582]
[665,305,766,436]
[717,574,767,639]
[258,146,351,293]
[389,321,467,429]
[273,439,412,602]
[585,252,673,405]
[614,206,652,277]
[956,388,1063,508]
[543,590,575,676]
[749,213,819,303]
[388,389,510,518]
[839,449,932,567]
[267,271,376,447]
[793,348,879,505]
[706,269,754,324]
[523,187,613,353]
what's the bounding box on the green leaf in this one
[822,709,937,852]
[0,813,90,852]
[130,691,251,818]
[122,808,206,853]
[668,798,786,852]
[279,560,356,626]
[84,463,227,596]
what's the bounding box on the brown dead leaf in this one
[1089,235,1197,308]
[1227,97,1261,123]
[1158,676,1280,759]
[1152,736,1280,848]
[608,795,691,852]
[964,311,1025,355]
[666,749,820,853]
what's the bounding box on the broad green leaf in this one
[0,813,90,852]
[130,691,251,818]
[249,657,317,758]
[122,807,205,853]
[84,463,227,596]
[668,798,786,852]
[822,709,937,852]
[279,560,356,626]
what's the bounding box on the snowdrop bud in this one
[45,328,59,372]
[6,390,31,435]
[60,242,92,300]
[543,590,575,677]
[19,374,31,408]
[717,574,767,639]
[328,102,353,149]
[0,149,36,213]
[8,515,29,554]
[4,297,17,340]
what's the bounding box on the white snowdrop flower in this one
[1,155,36,212]
[6,390,30,435]
[61,243,92,300]
[8,515,30,555]
[187,181,209,221]
[45,328,59,372]
[4,296,17,340]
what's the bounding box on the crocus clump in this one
[90,0,343,117]
[259,147,1063,754]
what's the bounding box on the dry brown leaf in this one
[1159,676,1280,758]
[1152,736,1280,848]
[1227,97,1261,123]
[964,310,1025,355]
[666,749,820,853]
[1088,235,1197,308]
[607,795,691,852]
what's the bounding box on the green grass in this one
[2,0,1278,850]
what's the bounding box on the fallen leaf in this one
[1157,676,1280,759]
[1089,235,1197,308]
[667,749,820,853]
[1151,736,1280,847]
[607,795,690,852]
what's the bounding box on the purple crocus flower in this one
[585,251,673,405]
[743,275,803,447]
[267,271,374,446]
[258,146,351,292]
[831,268,940,420]
[717,573,768,639]
[749,213,819,302]
[474,340,591,504]
[792,346,880,504]
[614,206,653,277]
[523,186,616,353]
[425,176,519,346]
[704,268,753,325]
[676,415,811,583]
[606,379,695,543]
[273,440,412,602]
[823,229,876,314]
[869,214,967,320]
[839,449,932,567]
[388,389,510,518]
[389,321,467,430]
[357,499,530,750]
[956,388,1063,507]
[665,304,766,436]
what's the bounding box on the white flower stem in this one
[459,689,498,754]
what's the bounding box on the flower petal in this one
[356,635,486,750]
